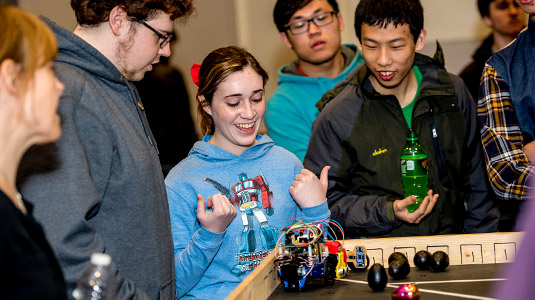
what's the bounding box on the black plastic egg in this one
[413,250,432,270]
[388,252,408,264]
[367,263,388,291]
[388,259,410,280]
[429,251,449,272]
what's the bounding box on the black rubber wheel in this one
[324,254,338,285]
[280,263,300,291]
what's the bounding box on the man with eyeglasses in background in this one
[17,1,194,299]
[265,0,363,162]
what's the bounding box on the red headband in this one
[190,63,201,87]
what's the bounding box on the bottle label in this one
[401,159,428,176]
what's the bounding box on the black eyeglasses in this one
[284,11,337,35]
[134,18,173,48]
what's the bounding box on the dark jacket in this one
[304,44,499,238]
[459,34,494,101]
[134,58,198,176]
[0,191,67,300]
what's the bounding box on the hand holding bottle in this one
[290,166,330,208]
[393,189,439,223]
[196,194,237,233]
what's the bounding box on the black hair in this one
[273,0,339,33]
[477,0,495,18]
[354,0,424,43]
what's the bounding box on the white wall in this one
[19,0,491,135]
[19,0,76,30]
[418,0,490,74]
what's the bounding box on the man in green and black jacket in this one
[304,0,499,238]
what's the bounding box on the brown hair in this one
[0,5,57,93]
[70,0,195,25]
[196,46,269,136]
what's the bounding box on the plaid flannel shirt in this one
[477,63,535,200]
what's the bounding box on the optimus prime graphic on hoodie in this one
[205,171,278,276]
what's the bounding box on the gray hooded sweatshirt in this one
[17,17,175,300]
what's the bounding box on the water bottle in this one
[400,131,428,213]
[72,253,117,300]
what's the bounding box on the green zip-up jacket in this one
[304,44,499,237]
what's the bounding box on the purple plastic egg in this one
[392,283,420,300]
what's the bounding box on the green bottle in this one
[400,131,428,213]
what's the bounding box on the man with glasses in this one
[266,0,363,162]
[17,1,194,299]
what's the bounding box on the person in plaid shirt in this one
[478,0,535,230]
